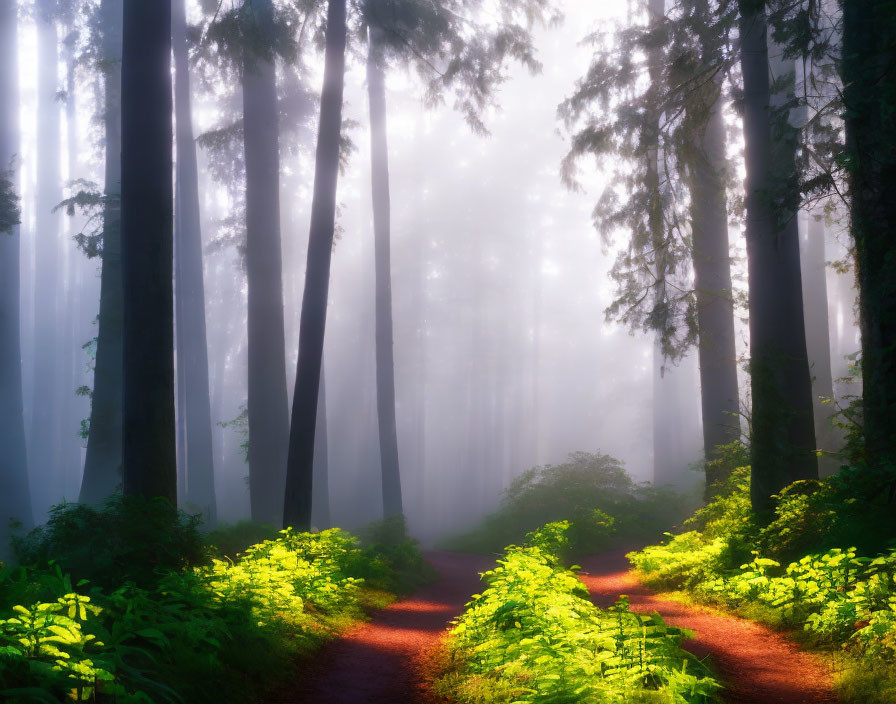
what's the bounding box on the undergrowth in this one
[441,451,698,556]
[628,443,896,704]
[0,498,430,703]
[435,521,721,703]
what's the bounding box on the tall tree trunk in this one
[801,208,839,474]
[31,0,63,517]
[173,0,216,524]
[311,371,330,528]
[738,3,818,514]
[79,0,123,505]
[840,0,896,467]
[646,0,675,486]
[367,25,403,518]
[62,28,82,499]
[283,0,347,531]
[120,0,176,502]
[687,67,741,497]
[242,0,290,525]
[0,0,34,554]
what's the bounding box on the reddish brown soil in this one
[579,549,839,704]
[271,549,840,704]
[272,551,493,704]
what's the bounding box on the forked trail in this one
[580,549,839,704]
[271,549,839,703]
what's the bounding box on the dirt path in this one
[579,549,839,704]
[272,551,493,704]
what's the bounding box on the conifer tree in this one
[79,0,124,505]
[120,0,176,502]
[0,0,34,555]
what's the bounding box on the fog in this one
[6,0,860,544]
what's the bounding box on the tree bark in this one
[120,0,176,503]
[173,0,217,524]
[311,371,330,528]
[840,0,896,467]
[367,25,404,518]
[801,208,839,474]
[31,0,63,517]
[283,0,347,531]
[738,3,818,514]
[0,0,34,553]
[687,73,742,496]
[79,0,123,505]
[242,0,290,525]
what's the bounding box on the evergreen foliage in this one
[0,171,20,235]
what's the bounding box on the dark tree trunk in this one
[79,0,123,505]
[243,0,290,525]
[173,0,216,524]
[120,0,176,502]
[367,25,403,518]
[687,77,742,496]
[840,0,896,466]
[0,0,34,552]
[283,0,347,531]
[31,0,62,517]
[311,371,330,528]
[801,209,839,473]
[738,4,818,514]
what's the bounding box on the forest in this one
[0,0,894,702]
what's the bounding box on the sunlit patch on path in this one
[269,551,493,704]
[579,549,839,704]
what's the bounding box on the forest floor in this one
[270,551,493,704]
[270,549,839,704]
[580,549,839,704]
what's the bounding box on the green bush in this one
[436,521,721,703]
[11,496,209,591]
[205,521,280,560]
[353,515,437,594]
[629,454,896,703]
[441,451,697,556]
[0,504,432,703]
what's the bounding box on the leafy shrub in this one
[353,515,437,594]
[205,521,280,560]
[436,522,721,704]
[442,451,697,556]
[11,496,209,590]
[629,454,896,702]
[0,509,431,703]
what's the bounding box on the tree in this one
[173,0,217,524]
[311,372,330,528]
[79,0,123,506]
[738,0,817,513]
[31,0,64,516]
[1,0,34,555]
[801,207,838,474]
[283,0,347,531]
[366,21,403,517]
[840,0,896,469]
[560,0,741,492]
[359,0,557,518]
[120,0,176,502]
[685,0,741,494]
[241,0,292,526]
